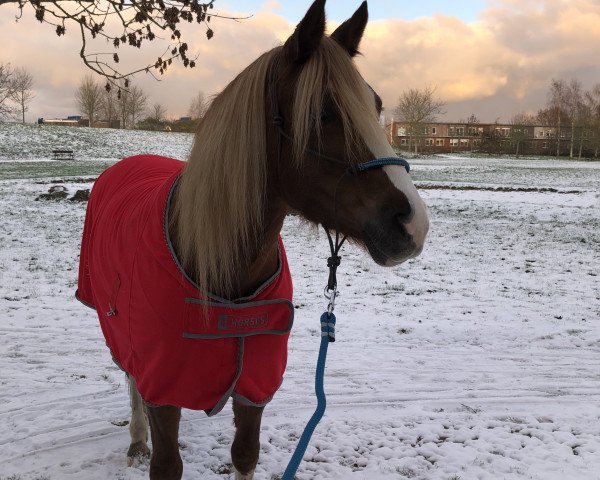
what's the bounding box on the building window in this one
[542,142,548,149]
[431,127,437,135]
[436,139,444,146]
[397,127,406,136]
[425,139,434,146]
[400,139,407,145]
[460,139,469,146]
[450,139,459,146]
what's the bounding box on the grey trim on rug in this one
[231,377,283,408]
[205,337,246,417]
[75,290,97,311]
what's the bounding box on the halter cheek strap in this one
[273,115,411,175]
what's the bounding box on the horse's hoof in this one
[127,441,151,467]
[234,468,255,480]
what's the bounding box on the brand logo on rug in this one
[217,313,269,331]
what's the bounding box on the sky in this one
[1,0,600,124]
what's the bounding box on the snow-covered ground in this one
[1,124,599,480]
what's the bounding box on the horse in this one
[75,0,429,478]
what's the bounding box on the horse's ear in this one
[331,1,368,57]
[283,0,326,64]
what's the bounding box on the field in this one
[1,124,599,480]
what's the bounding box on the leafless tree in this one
[510,112,535,158]
[460,114,481,151]
[128,84,148,128]
[564,79,584,158]
[100,84,119,126]
[1,1,246,91]
[583,84,600,158]
[394,85,445,154]
[117,81,131,128]
[0,63,16,119]
[150,102,167,123]
[9,67,35,123]
[75,75,103,126]
[115,82,147,128]
[188,90,209,119]
[547,79,569,157]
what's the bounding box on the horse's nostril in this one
[394,206,413,226]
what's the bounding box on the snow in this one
[1,124,599,480]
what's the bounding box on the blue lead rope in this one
[279,152,412,478]
[281,312,336,480]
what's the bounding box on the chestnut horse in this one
[77,0,428,478]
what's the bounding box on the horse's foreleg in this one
[146,404,183,480]
[126,374,151,466]
[231,402,264,480]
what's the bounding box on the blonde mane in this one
[174,36,386,298]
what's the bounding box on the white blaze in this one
[363,108,430,257]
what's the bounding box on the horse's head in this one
[270,0,429,266]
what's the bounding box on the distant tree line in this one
[0,62,35,123]
[75,75,210,132]
[537,79,600,158]
[394,78,600,158]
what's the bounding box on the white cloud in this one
[1,0,599,123]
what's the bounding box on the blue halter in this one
[355,156,410,174]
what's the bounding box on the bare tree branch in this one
[1,1,250,91]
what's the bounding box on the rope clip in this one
[324,285,338,315]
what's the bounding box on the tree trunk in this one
[570,120,575,158]
[556,120,561,157]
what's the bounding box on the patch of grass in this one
[417,184,581,194]
[396,466,418,478]
[212,464,232,475]
[0,476,50,480]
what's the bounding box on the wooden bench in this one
[52,149,74,160]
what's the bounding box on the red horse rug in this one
[76,155,294,415]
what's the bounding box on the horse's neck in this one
[233,200,287,297]
[169,196,287,299]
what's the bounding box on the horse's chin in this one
[363,226,419,267]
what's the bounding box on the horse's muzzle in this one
[362,217,419,267]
